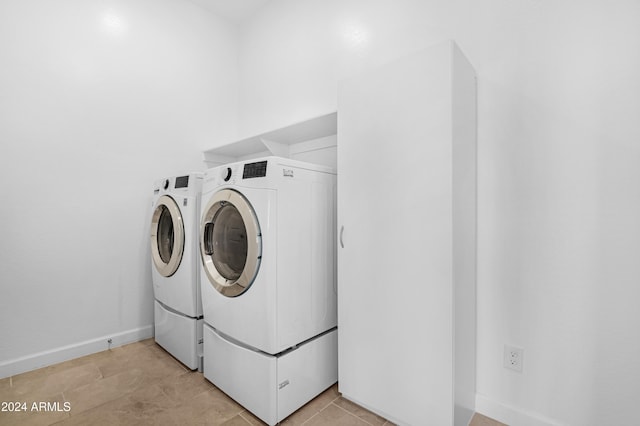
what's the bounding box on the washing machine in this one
[199,157,337,425]
[150,173,203,371]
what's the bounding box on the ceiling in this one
[189,0,271,23]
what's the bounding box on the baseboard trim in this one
[0,325,154,379]
[475,393,565,426]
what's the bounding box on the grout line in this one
[295,387,340,425]
[300,413,318,425]
[156,379,175,403]
[300,395,333,425]
[299,403,326,425]
[238,411,257,425]
[331,401,375,426]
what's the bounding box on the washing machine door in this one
[150,195,185,277]
[200,189,261,297]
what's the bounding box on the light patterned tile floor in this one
[0,340,506,425]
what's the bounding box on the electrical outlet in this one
[504,345,523,372]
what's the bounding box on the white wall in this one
[237,1,640,425]
[0,0,238,376]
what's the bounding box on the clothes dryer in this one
[150,173,203,370]
[199,157,337,425]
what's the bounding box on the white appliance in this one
[150,173,203,371]
[199,157,337,425]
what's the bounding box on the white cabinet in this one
[337,41,476,426]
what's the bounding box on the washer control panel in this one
[242,161,268,179]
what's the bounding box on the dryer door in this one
[200,189,262,297]
[151,195,185,277]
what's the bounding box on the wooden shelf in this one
[203,112,337,166]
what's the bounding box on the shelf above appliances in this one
[203,112,337,167]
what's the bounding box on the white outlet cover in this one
[504,344,524,373]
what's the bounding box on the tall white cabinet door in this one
[337,41,476,426]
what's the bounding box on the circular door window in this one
[200,189,261,297]
[151,195,185,277]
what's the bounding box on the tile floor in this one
[0,340,506,426]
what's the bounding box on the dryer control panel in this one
[175,175,190,188]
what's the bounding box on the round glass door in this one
[200,189,261,297]
[151,195,185,277]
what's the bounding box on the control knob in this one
[222,167,232,182]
